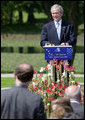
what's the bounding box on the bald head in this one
[15,63,34,82]
[66,85,78,95]
[65,85,81,102]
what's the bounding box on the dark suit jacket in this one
[1,84,46,119]
[71,102,84,119]
[41,20,76,47]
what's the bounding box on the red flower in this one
[44,66,48,70]
[38,74,43,77]
[81,88,84,94]
[34,70,38,74]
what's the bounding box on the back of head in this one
[51,97,73,109]
[49,97,73,119]
[15,63,34,82]
[65,85,81,102]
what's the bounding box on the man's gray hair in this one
[65,86,81,101]
[51,4,64,13]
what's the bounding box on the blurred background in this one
[1,1,84,76]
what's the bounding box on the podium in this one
[44,46,72,60]
[44,46,72,83]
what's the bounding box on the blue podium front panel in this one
[44,46,72,60]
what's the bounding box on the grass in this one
[1,77,15,88]
[1,34,41,47]
[1,77,84,88]
[1,32,84,74]
[1,32,84,47]
[1,53,47,73]
[1,52,84,74]
[73,53,84,74]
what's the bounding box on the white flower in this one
[71,72,74,75]
[70,72,75,80]
[78,84,81,88]
[42,77,45,82]
[39,67,45,72]
[57,79,60,82]
[47,64,51,70]
[32,82,36,88]
[62,72,66,77]
[48,72,52,77]
[33,74,37,79]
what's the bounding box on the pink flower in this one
[34,70,38,74]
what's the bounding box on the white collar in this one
[54,19,62,28]
[54,19,62,24]
[70,100,80,104]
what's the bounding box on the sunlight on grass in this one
[1,77,15,88]
[73,53,84,74]
[1,77,84,88]
[34,12,48,19]
[1,53,47,73]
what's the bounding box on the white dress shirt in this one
[54,19,62,40]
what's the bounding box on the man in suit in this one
[41,4,76,48]
[1,63,46,119]
[64,85,84,119]
[40,4,76,83]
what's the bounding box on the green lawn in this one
[1,77,84,88]
[1,77,15,88]
[1,32,84,74]
[1,53,47,73]
[73,53,84,74]
[1,52,84,74]
[1,34,41,47]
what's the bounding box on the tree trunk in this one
[42,1,54,21]
[27,11,35,24]
[27,6,36,24]
[18,11,23,24]
[9,10,13,25]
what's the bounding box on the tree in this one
[23,1,42,24]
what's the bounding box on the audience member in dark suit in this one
[64,85,84,119]
[1,63,46,119]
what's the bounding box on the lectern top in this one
[43,45,72,48]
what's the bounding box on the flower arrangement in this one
[28,59,84,118]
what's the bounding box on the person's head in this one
[51,97,73,111]
[49,97,73,119]
[50,4,64,22]
[14,63,34,84]
[65,85,81,102]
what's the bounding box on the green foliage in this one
[1,1,84,25]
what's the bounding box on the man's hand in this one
[65,42,69,46]
[60,42,69,46]
[45,43,55,47]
